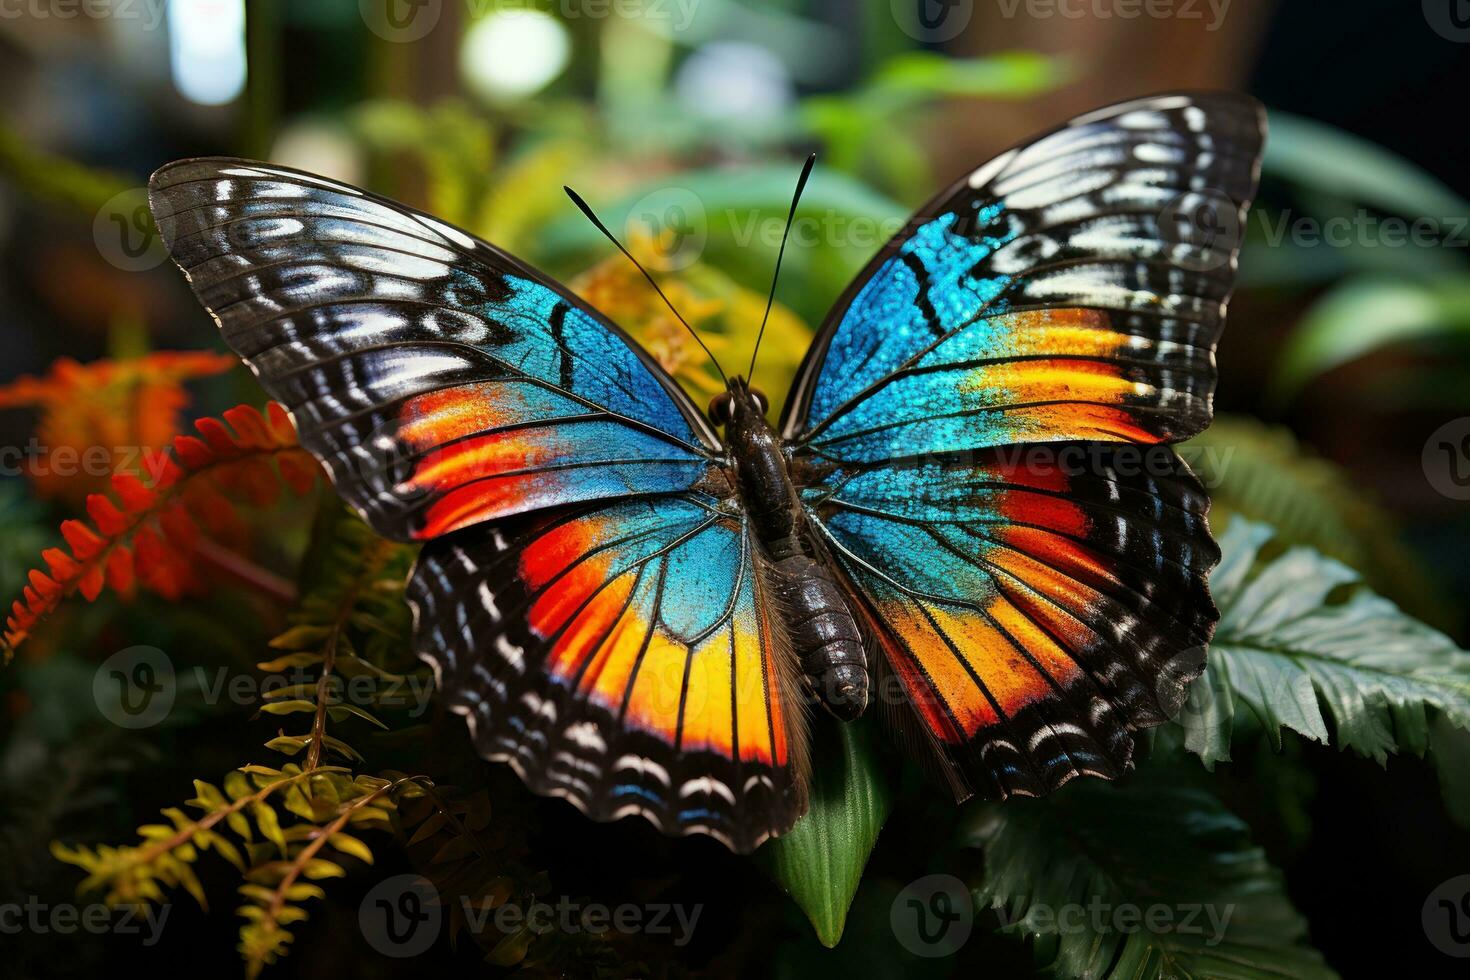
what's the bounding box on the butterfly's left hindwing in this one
[410,494,808,852]
[808,446,1217,799]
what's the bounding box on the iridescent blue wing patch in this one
[782,91,1266,464]
[786,92,1265,800]
[149,159,719,542]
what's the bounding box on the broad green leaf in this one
[1271,277,1470,401]
[1243,112,1470,287]
[1264,112,1470,223]
[866,51,1063,99]
[1430,718,1470,828]
[762,717,893,947]
[1182,416,1453,629]
[965,769,1337,980]
[1175,518,1470,775]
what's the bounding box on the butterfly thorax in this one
[719,383,869,720]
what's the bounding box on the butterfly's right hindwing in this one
[410,494,808,852]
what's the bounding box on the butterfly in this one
[148,91,1265,853]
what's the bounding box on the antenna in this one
[563,186,728,388]
[747,152,816,382]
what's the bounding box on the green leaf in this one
[761,718,893,947]
[258,700,318,717]
[1271,277,1470,401]
[1174,517,1470,777]
[252,802,287,856]
[265,735,308,756]
[1264,112,1470,223]
[329,832,373,865]
[1243,112,1470,288]
[267,624,334,651]
[965,769,1337,979]
[866,50,1064,99]
[301,859,345,880]
[326,703,389,729]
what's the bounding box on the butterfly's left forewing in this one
[784,92,1265,462]
[786,92,1265,799]
[150,159,806,850]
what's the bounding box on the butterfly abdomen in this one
[764,548,868,720]
[724,385,868,721]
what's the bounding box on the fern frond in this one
[236,774,423,979]
[4,403,321,654]
[50,767,328,909]
[258,511,417,769]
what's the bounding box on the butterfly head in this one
[707,378,769,430]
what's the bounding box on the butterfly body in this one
[717,381,869,721]
[149,91,1266,852]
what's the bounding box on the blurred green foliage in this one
[3,18,1470,980]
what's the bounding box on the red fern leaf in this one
[3,402,322,653]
